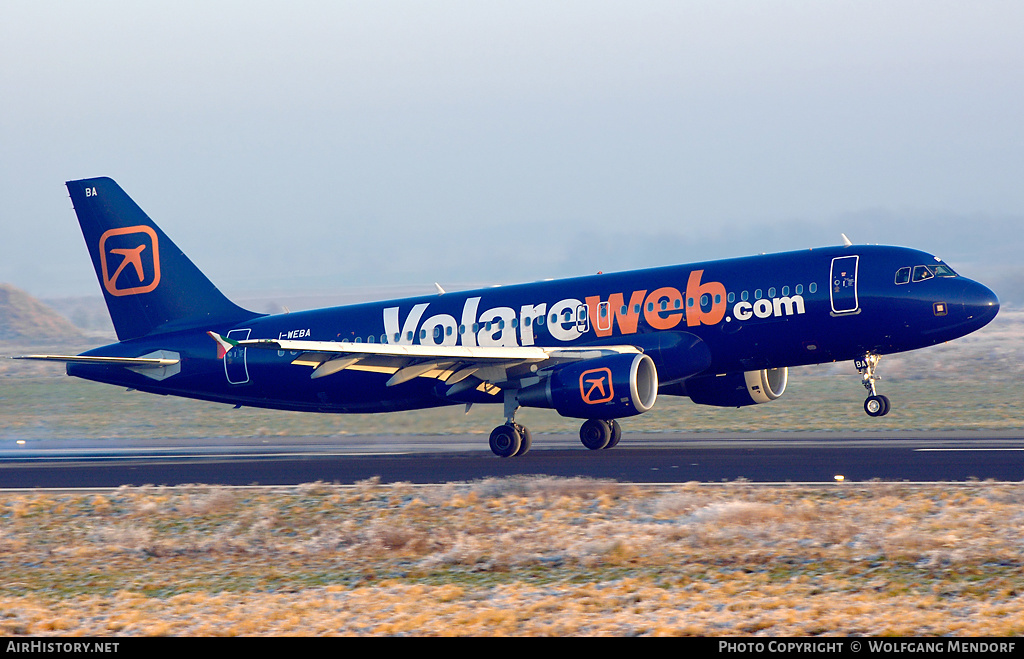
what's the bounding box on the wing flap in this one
[243,337,553,361]
[216,333,643,387]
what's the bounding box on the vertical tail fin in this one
[67,177,260,341]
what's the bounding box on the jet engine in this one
[683,367,788,407]
[519,353,659,419]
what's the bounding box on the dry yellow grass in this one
[1,477,1023,636]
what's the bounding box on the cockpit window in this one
[912,265,935,282]
[900,264,958,284]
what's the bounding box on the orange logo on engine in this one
[580,367,614,405]
[99,226,160,297]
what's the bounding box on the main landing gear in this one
[856,353,891,417]
[488,391,623,457]
[488,418,623,457]
[579,418,622,450]
[489,390,534,458]
[488,422,532,458]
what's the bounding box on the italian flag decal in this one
[207,332,237,360]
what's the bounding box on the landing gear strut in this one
[489,391,533,458]
[856,353,891,417]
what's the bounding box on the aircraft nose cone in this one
[962,280,1000,329]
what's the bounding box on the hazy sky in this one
[2,2,1023,298]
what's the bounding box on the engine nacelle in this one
[519,353,659,419]
[685,368,788,408]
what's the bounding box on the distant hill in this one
[0,283,85,343]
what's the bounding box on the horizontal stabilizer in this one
[11,354,179,367]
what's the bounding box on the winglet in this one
[841,233,853,247]
[207,331,238,359]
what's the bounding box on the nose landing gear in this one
[856,353,891,417]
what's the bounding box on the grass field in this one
[1,479,1023,636]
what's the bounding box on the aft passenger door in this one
[830,255,860,315]
[224,328,251,384]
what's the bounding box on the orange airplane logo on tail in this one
[99,226,160,296]
[580,367,614,405]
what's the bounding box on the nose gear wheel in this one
[856,353,891,417]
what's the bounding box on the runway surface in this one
[1,430,1022,488]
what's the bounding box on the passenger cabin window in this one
[895,267,911,285]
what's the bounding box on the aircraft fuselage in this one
[69,244,998,414]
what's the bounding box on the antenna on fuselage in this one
[841,233,853,247]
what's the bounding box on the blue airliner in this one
[18,177,1000,457]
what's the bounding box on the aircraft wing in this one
[220,333,642,394]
